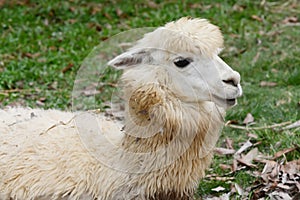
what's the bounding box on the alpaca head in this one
[108,17,242,109]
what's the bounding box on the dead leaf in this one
[247,133,258,139]
[281,159,300,174]
[22,52,41,59]
[251,15,263,22]
[234,183,244,196]
[147,1,158,8]
[225,137,234,149]
[243,113,254,125]
[283,120,300,130]
[260,81,277,87]
[67,19,77,24]
[69,6,76,13]
[214,147,236,155]
[235,140,253,155]
[268,191,292,200]
[211,186,226,192]
[44,19,49,26]
[282,16,298,24]
[237,148,259,167]
[219,164,232,170]
[273,147,298,159]
[87,22,102,32]
[104,12,112,20]
[62,63,74,73]
[116,8,123,17]
[90,6,102,15]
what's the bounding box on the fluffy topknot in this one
[134,17,224,57]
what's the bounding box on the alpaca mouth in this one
[212,95,237,107]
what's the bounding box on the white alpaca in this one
[0,17,242,200]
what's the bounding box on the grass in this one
[1,0,299,199]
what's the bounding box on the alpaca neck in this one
[122,100,223,157]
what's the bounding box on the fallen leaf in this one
[281,159,300,174]
[282,16,298,24]
[251,15,263,22]
[104,12,112,20]
[235,140,253,155]
[22,52,41,59]
[215,147,236,155]
[243,113,254,125]
[225,137,234,149]
[67,19,77,24]
[147,1,159,8]
[237,148,259,167]
[273,147,298,159]
[268,191,292,200]
[90,6,101,15]
[116,8,123,17]
[211,186,226,192]
[247,133,258,139]
[62,63,74,73]
[219,164,232,170]
[87,22,102,32]
[234,183,244,196]
[260,81,277,87]
[283,120,300,130]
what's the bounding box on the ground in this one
[0,0,299,199]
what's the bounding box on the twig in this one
[225,121,292,130]
[41,116,76,135]
[0,88,35,94]
[282,120,300,130]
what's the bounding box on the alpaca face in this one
[108,48,242,109]
[168,50,243,109]
[108,18,242,109]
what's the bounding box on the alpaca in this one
[0,17,242,200]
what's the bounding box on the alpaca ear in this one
[108,49,151,69]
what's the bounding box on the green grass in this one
[1,0,299,199]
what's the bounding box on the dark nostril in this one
[223,79,237,87]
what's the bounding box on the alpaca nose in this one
[222,78,237,87]
[222,72,240,87]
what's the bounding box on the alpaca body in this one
[0,17,242,199]
[0,100,223,199]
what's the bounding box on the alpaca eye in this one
[174,58,192,68]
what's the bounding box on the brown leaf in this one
[22,52,41,59]
[87,22,102,32]
[268,191,292,200]
[251,15,263,22]
[281,159,300,174]
[62,63,74,73]
[104,12,112,20]
[235,140,253,155]
[49,46,57,51]
[67,19,77,24]
[232,159,238,172]
[116,8,123,17]
[90,6,102,15]
[214,147,236,155]
[147,1,158,8]
[247,133,258,139]
[260,81,277,87]
[238,148,259,167]
[219,164,232,170]
[273,147,298,159]
[243,113,254,125]
[282,16,298,24]
[225,137,234,149]
[69,6,76,13]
